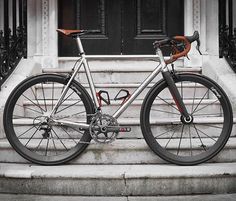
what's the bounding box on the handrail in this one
[219,0,236,72]
[0,0,27,89]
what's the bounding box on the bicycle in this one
[3,29,233,166]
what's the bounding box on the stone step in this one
[43,67,202,84]
[1,193,236,201]
[44,58,201,84]
[1,137,236,164]
[35,82,207,100]
[23,99,221,119]
[12,117,236,139]
[0,162,236,196]
[58,56,184,70]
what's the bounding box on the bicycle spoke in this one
[192,113,222,117]
[45,138,50,156]
[69,126,86,136]
[188,125,193,156]
[51,128,68,151]
[51,132,58,155]
[151,108,180,115]
[52,82,54,110]
[34,138,44,153]
[13,115,35,120]
[24,126,40,147]
[60,126,78,145]
[192,99,219,114]
[191,83,197,113]
[157,95,179,112]
[16,104,42,115]
[55,99,82,114]
[41,83,47,112]
[193,124,217,142]
[30,87,46,113]
[18,125,39,138]
[55,110,86,120]
[192,124,207,151]
[177,125,184,155]
[191,89,209,114]
[22,94,44,115]
[199,124,223,129]
[164,128,178,148]
[154,125,181,139]
[57,90,76,107]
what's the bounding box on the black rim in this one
[4,74,94,165]
[141,73,232,165]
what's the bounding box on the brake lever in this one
[196,39,202,55]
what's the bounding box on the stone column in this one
[184,0,203,67]
[41,0,58,68]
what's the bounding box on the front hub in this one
[180,115,193,124]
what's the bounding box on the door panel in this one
[58,0,184,56]
[122,0,184,54]
[58,0,121,56]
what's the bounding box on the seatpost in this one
[76,36,84,55]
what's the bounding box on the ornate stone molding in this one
[42,0,49,55]
[193,0,201,32]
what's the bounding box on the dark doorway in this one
[58,0,184,56]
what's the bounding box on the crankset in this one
[89,113,131,144]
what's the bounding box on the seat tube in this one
[76,37,84,54]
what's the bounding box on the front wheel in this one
[141,73,233,165]
[4,74,94,165]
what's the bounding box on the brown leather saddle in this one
[57,29,85,37]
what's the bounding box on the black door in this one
[58,0,184,56]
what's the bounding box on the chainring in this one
[89,113,119,144]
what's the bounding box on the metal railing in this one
[219,0,236,72]
[0,0,27,88]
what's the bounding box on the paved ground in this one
[0,194,236,201]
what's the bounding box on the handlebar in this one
[153,31,202,64]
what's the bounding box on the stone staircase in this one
[0,57,236,199]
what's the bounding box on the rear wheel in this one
[141,73,233,165]
[4,74,94,165]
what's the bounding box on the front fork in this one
[162,71,191,120]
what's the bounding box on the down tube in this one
[113,64,162,119]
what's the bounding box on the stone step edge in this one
[1,193,236,201]
[1,138,236,151]
[24,99,220,107]
[13,117,236,125]
[1,162,236,179]
[38,82,205,88]
[59,55,182,61]
[43,66,201,73]
[1,162,236,196]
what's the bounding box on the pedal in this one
[96,90,110,107]
[119,127,131,132]
[114,89,131,105]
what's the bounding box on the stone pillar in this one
[184,0,203,67]
[205,0,219,56]
[41,0,58,68]
[28,0,58,68]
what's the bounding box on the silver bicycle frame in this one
[52,37,167,129]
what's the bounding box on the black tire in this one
[4,74,94,165]
[141,73,233,165]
